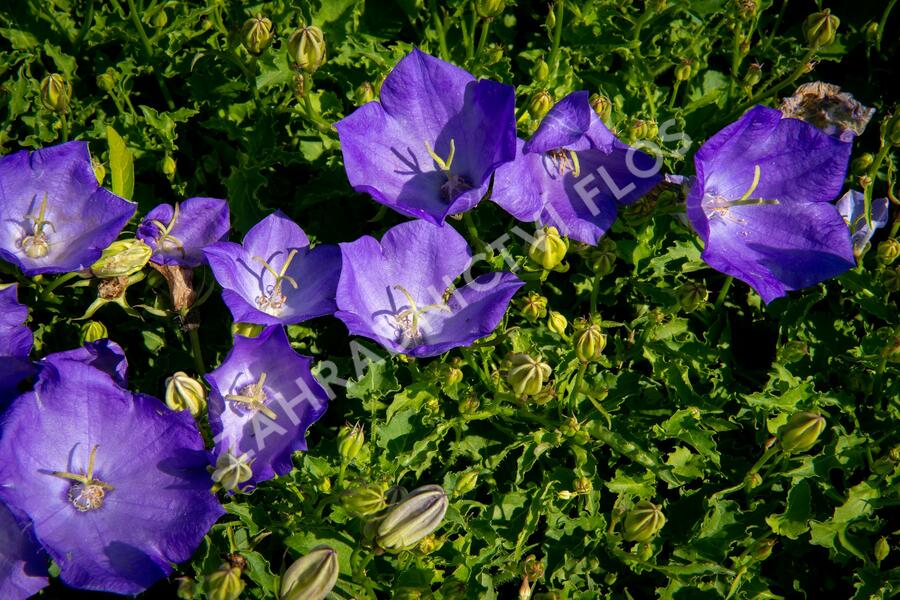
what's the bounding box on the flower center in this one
[546,149,581,177]
[704,165,780,218]
[424,138,473,201]
[391,285,451,346]
[50,445,114,512]
[151,202,186,256]
[253,250,299,313]
[19,194,57,259]
[210,450,254,493]
[225,372,278,420]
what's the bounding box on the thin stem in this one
[74,0,95,49]
[429,0,449,61]
[39,271,81,301]
[59,114,69,142]
[123,0,175,110]
[590,272,602,316]
[569,363,587,406]
[548,0,565,82]
[730,48,816,118]
[877,0,898,51]
[475,18,491,59]
[760,0,789,53]
[188,327,205,375]
[466,7,477,60]
[864,142,891,227]
[462,212,490,258]
[713,276,733,310]
[668,80,681,111]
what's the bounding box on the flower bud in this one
[877,239,900,265]
[864,21,878,43]
[292,73,306,99]
[205,563,244,600]
[545,6,556,30]
[523,554,544,580]
[622,500,666,542]
[280,546,339,600]
[90,239,152,279]
[588,237,617,275]
[418,534,442,555]
[150,8,167,28]
[779,340,808,364]
[744,471,762,491]
[573,476,592,494]
[92,157,106,184]
[241,15,274,55]
[376,484,448,551]
[40,73,71,113]
[443,363,463,386]
[675,281,708,313]
[749,538,776,561]
[778,412,826,454]
[803,9,839,49]
[165,371,206,416]
[341,483,387,517]
[162,155,177,178]
[211,451,253,492]
[674,60,692,82]
[288,26,326,74]
[520,291,548,323]
[459,395,480,415]
[589,93,612,122]
[97,70,116,93]
[455,470,478,496]
[507,353,552,396]
[547,311,567,336]
[528,226,568,270]
[574,321,606,363]
[875,537,890,562]
[629,119,657,140]
[177,577,198,599]
[337,422,365,462]
[851,153,874,175]
[743,63,762,88]
[80,321,108,344]
[355,81,376,104]
[533,59,550,82]
[528,90,553,121]
[475,0,506,18]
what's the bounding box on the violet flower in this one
[335,48,516,224]
[0,141,136,276]
[0,284,34,405]
[0,358,224,595]
[204,211,340,325]
[491,91,662,245]
[335,219,523,357]
[137,196,230,267]
[836,189,889,258]
[39,338,129,388]
[206,326,330,488]
[0,503,47,599]
[685,105,855,304]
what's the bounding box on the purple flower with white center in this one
[0,358,224,595]
[0,284,34,406]
[685,105,856,304]
[491,91,662,245]
[335,48,517,224]
[0,141,136,276]
[836,189,889,258]
[0,503,48,599]
[204,211,340,325]
[137,197,229,267]
[335,219,524,357]
[205,326,330,488]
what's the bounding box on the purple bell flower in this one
[0,142,136,276]
[0,503,48,599]
[835,189,890,258]
[491,91,662,245]
[335,49,517,224]
[335,219,523,357]
[137,197,230,267]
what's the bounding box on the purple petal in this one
[0,285,32,358]
[526,91,594,153]
[40,339,129,387]
[242,210,309,258]
[0,503,48,600]
[836,189,890,256]
[137,197,230,267]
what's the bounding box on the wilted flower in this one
[204,211,340,325]
[335,49,516,224]
[836,189,889,258]
[685,105,855,303]
[0,503,48,599]
[0,142,136,276]
[206,326,330,487]
[376,484,449,551]
[335,220,523,357]
[780,82,875,142]
[137,197,230,267]
[492,91,661,245]
[280,546,339,600]
[0,357,224,595]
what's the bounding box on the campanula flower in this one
[835,189,889,258]
[685,105,855,303]
[335,49,516,224]
[0,284,34,405]
[335,219,523,357]
[0,503,47,599]
[491,91,662,245]
[0,142,135,276]
[137,196,230,267]
[204,211,340,325]
[0,357,224,595]
[206,326,330,488]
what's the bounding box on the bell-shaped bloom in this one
[136,197,230,267]
[39,338,129,388]
[491,91,662,245]
[335,48,517,224]
[0,285,34,406]
[0,503,48,599]
[0,358,224,595]
[204,211,340,325]
[0,141,136,276]
[836,189,889,258]
[335,220,523,357]
[205,326,330,487]
[685,105,855,304]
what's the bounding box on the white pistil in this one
[225,372,278,420]
[50,445,114,512]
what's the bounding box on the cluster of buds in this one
[506,353,552,397]
[280,546,339,600]
[528,226,568,271]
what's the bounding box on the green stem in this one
[760,0,789,53]
[667,80,681,111]
[74,0,95,48]
[466,7,477,60]
[60,114,69,142]
[713,276,733,310]
[877,0,898,51]
[475,18,491,59]
[429,0,449,61]
[589,272,601,316]
[548,0,565,82]
[730,47,816,118]
[569,363,587,406]
[39,271,80,301]
[864,142,891,227]
[123,0,175,110]
[462,212,490,258]
[188,327,205,375]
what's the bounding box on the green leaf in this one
[766,479,812,539]
[106,126,134,200]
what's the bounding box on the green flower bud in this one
[150,8,167,28]
[744,471,762,491]
[176,577,198,599]
[622,500,666,543]
[851,153,874,175]
[40,73,71,113]
[337,422,365,462]
[803,9,839,49]
[778,412,826,454]
[376,484,448,551]
[528,226,568,270]
[545,6,556,30]
[205,564,244,600]
[385,484,408,505]
[675,281,708,313]
[749,538,776,561]
[418,534,442,554]
[445,363,463,386]
[90,239,152,279]
[674,60,692,82]
[520,291,548,323]
[574,321,606,363]
[507,353,552,396]
[211,451,253,493]
[459,395,480,415]
[528,90,553,121]
[162,155,176,178]
[736,0,758,18]
[547,311,568,336]
[280,546,339,600]
[288,26,327,74]
[523,554,545,580]
[92,157,106,185]
[80,321,108,344]
[589,93,612,122]
[573,476,592,494]
[877,239,900,265]
[475,0,506,18]
[588,237,617,275]
[629,119,658,140]
[875,536,890,562]
[97,70,116,93]
[355,81,376,105]
[165,371,206,416]
[341,483,387,517]
[455,470,478,496]
[743,62,762,88]
[533,59,550,82]
[779,340,808,364]
[241,15,274,55]
[484,43,503,65]
[292,73,307,99]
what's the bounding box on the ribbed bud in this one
[750,538,776,561]
[528,226,568,270]
[337,422,365,462]
[877,239,900,265]
[674,60,692,82]
[676,281,708,312]
[162,155,176,178]
[528,90,553,121]
[743,63,762,89]
[475,0,506,18]
[241,15,274,55]
[589,93,612,122]
[165,371,206,416]
[341,483,387,517]
[280,546,339,600]
[376,484,449,551]
[40,73,71,113]
[288,26,326,74]
[205,564,244,600]
[533,59,550,82]
[803,9,839,49]
[355,81,376,105]
[622,500,666,542]
[547,311,567,336]
[778,412,826,454]
[507,353,552,396]
[90,239,152,279]
[875,537,890,562]
[80,321,108,344]
[574,320,606,363]
[520,291,548,323]
[455,470,478,496]
[588,237,617,276]
[851,153,874,175]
